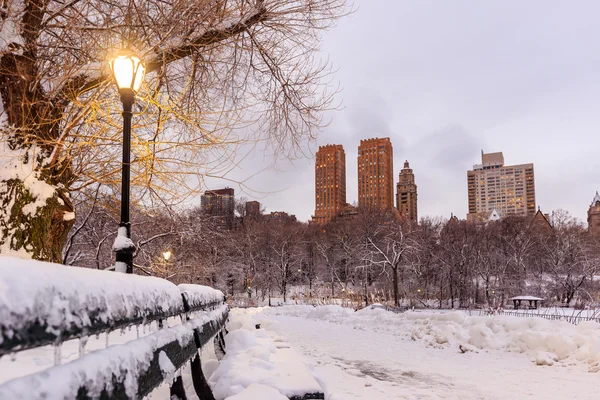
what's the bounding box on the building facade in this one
[358,138,394,210]
[588,192,600,236]
[531,207,552,232]
[396,160,418,222]
[201,187,235,228]
[245,201,261,218]
[467,151,535,221]
[313,144,346,224]
[263,211,297,224]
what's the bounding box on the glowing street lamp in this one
[110,50,145,94]
[109,49,145,274]
[163,251,172,261]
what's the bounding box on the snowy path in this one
[253,313,599,399]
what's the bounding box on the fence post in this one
[170,376,188,400]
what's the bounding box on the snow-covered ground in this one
[245,305,600,399]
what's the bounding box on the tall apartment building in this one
[358,138,394,210]
[396,160,418,222]
[313,144,346,224]
[588,192,600,236]
[467,151,535,221]
[201,187,235,228]
[245,201,261,218]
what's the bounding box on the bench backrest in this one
[0,257,228,399]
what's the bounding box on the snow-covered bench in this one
[209,313,325,400]
[0,257,228,399]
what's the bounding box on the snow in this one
[0,256,184,349]
[179,284,225,309]
[536,351,559,366]
[0,145,56,215]
[224,383,288,400]
[510,295,544,301]
[0,1,25,53]
[209,311,322,399]
[114,261,128,273]
[259,305,600,370]
[63,211,75,221]
[158,350,176,379]
[112,226,135,251]
[247,306,600,399]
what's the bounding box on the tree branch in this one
[55,3,269,103]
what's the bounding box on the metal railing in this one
[473,309,600,325]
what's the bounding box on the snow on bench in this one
[0,306,228,399]
[180,283,225,311]
[209,313,324,400]
[0,257,228,399]
[0,257,184,355]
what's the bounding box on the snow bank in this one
[0,257,184,351]
[179,284,225,310]
[261,305,600,371]
[225,383,288,400]
[209,310,322,399]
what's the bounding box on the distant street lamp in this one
[162,251,172,261]
[110,49,145,274]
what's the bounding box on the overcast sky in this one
[207,1,600,223]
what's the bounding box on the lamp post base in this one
[114,222,135,274]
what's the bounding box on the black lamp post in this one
[109,49,145,274]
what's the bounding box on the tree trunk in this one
[363,267,368,307]
[282,280,287,303]
[565,290,574,307]
[439,276,443,309]
[0,44,74,262]
[392,265,399,307]
[331,268,335,297]
[450,271,455,309]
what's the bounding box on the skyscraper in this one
[313,144,346,224]
[396,160,418,222]
[358,138,394,211]
[201,187,235,229]
[467,151,535,221]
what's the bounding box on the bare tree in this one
[267,221,304,302]
[0,0,350,261]
[540,212,595,306]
